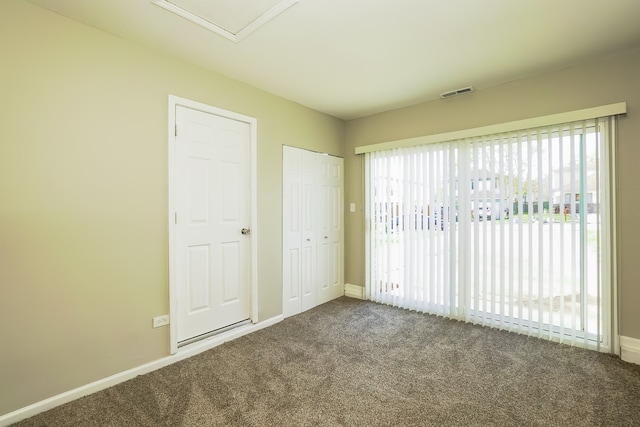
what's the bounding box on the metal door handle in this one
[241,228,251,235]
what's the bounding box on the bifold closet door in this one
[282,146,344,318]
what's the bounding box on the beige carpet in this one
[14,297,640,426]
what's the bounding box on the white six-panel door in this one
[283,146,343,318]
[174,105,251,344]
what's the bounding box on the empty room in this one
[2,0,640,425]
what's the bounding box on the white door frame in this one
[168,95,258,354]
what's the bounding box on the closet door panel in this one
[317,155,344,304]
[282,146,303,317]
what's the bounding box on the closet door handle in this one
[241,228,251,235]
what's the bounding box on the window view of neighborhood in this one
[370,125,606,342]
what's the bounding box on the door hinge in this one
[175,125,178,137]
[174,212,178,224]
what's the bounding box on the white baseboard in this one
[0,315,283,427]
[344,283,365,300]
[620,335,640,365]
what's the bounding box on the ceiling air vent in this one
[440,86,474,99]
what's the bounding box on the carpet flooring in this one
[13,297,640,426]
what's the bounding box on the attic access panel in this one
[152,0,299,42]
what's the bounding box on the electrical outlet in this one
[153,315,169,328]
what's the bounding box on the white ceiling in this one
[26,0,640,120]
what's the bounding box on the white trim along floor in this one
[0,315,283,427]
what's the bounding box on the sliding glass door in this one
[366,118,613,351]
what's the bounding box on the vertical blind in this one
[365,117,614,351]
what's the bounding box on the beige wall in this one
[345,48,640,341]
[0,0,344,415]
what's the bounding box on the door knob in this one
[241,228,251,235]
